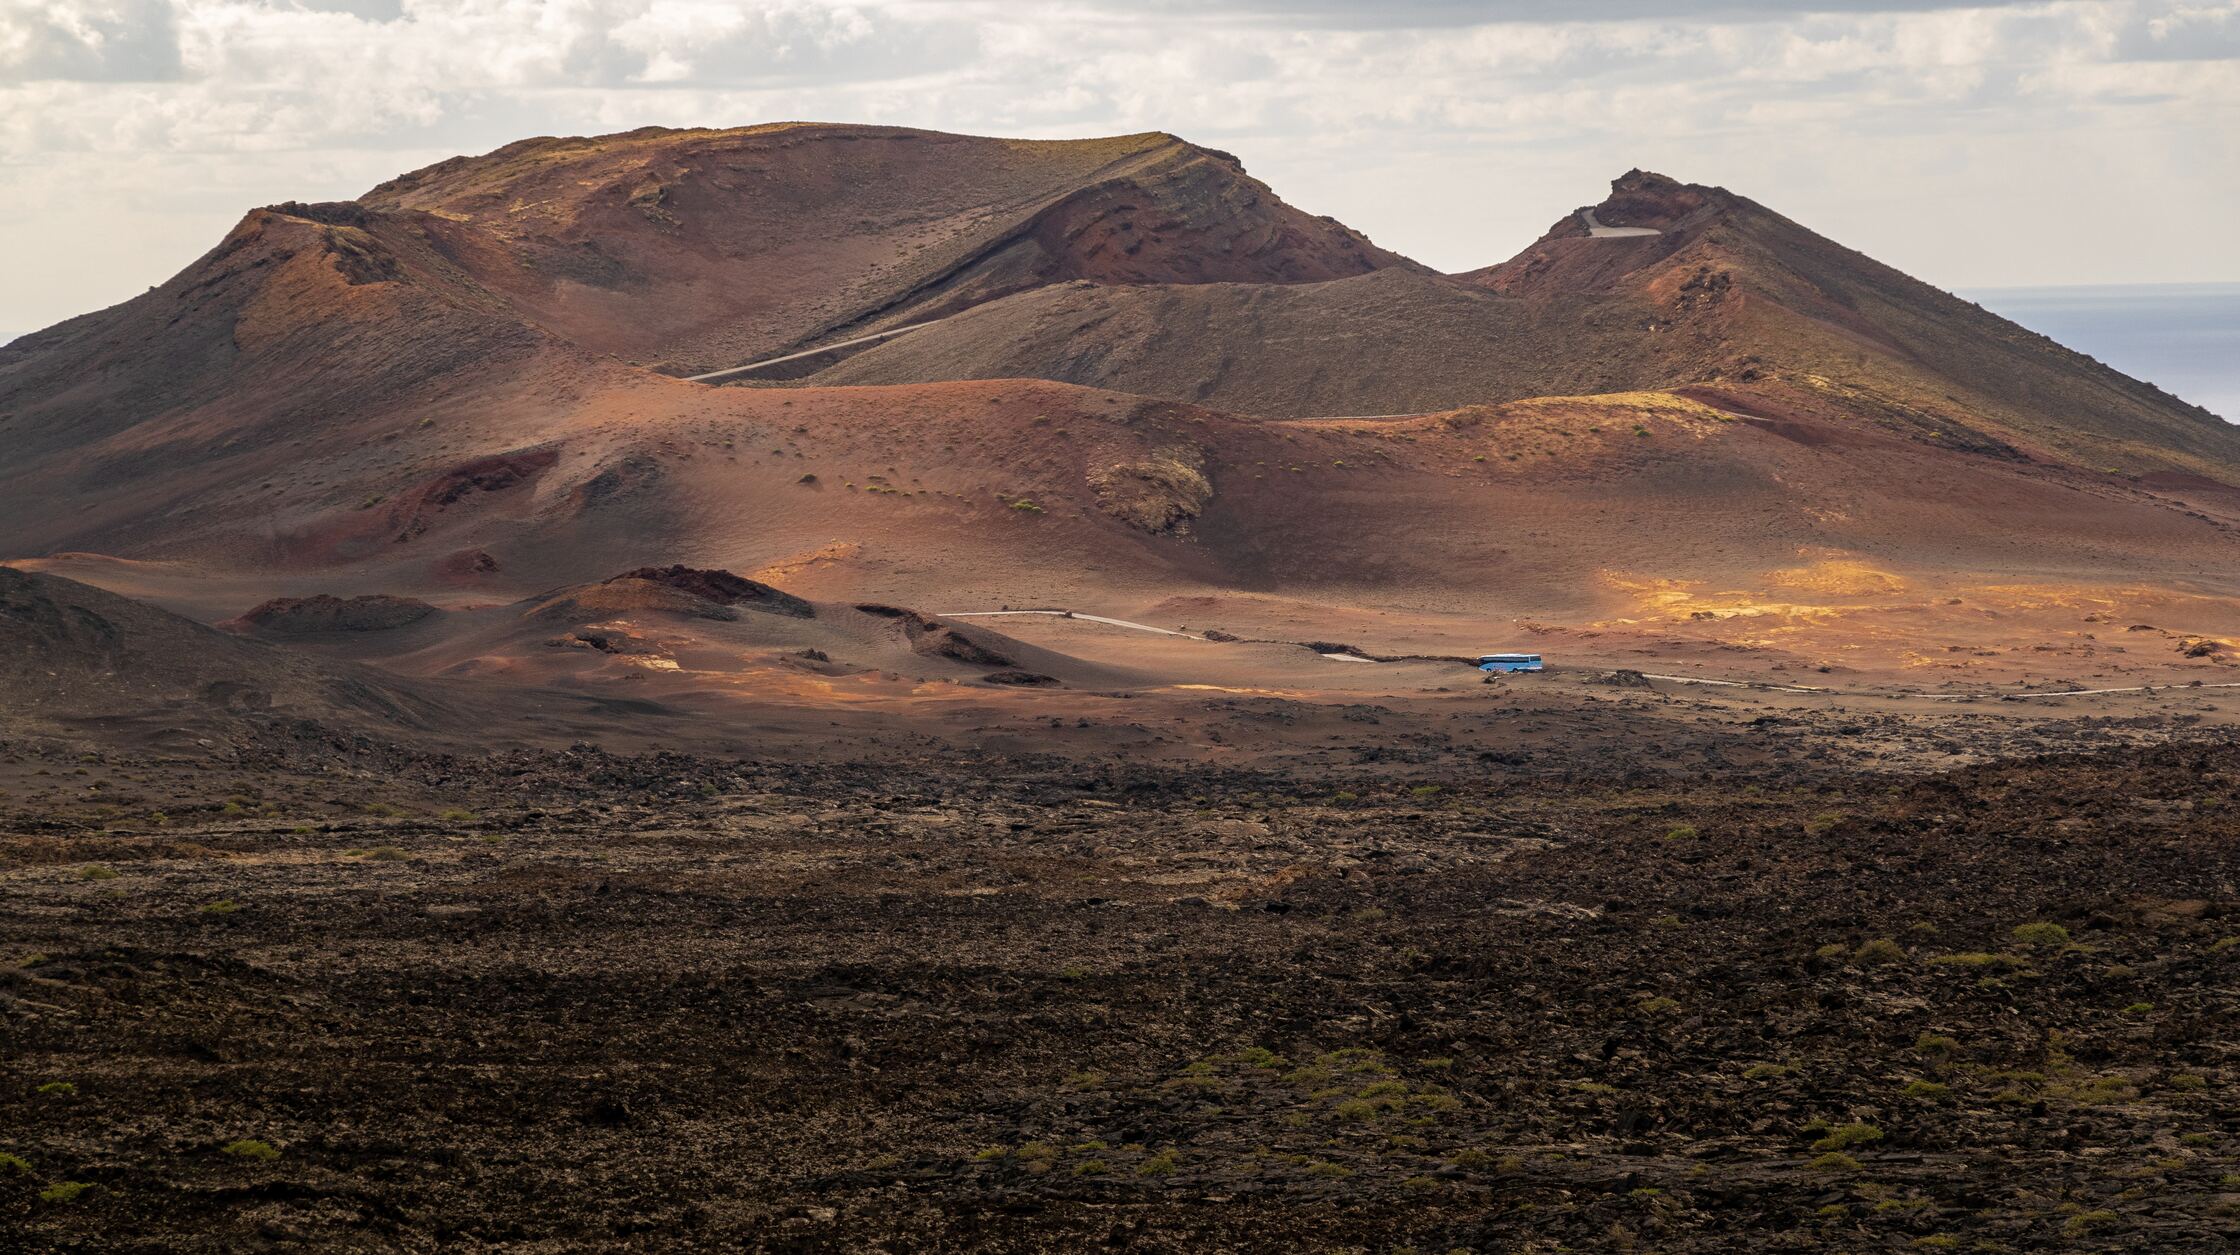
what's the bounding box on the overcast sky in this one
[2,0,2236,335]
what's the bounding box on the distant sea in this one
[1966,282,2240,423]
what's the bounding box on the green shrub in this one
[36,1081,76,1097]
[1072,1158,1108,1176]
[200,900,240,915]
[39,1181,92,1204]
[1811,1123,1884,1152]
[1807,1152,1861,1173]
[2012,921,2070,949]
[1902,1080,1951,1100]
[1913,1032,1960,1054]
[1664,824,1698,841]
[221,1139,280,1161]
[1138,1150,1180,1177]
[972,1146,1007,1162]
[2063,1209,2118,1235]
[1925,951,2020,968]
[78,865,120,881]
[1853,939,1906,964]
[1305,1160,1351,1178]
[0,1152,29,1174]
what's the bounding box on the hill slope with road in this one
[0,131,2237,695]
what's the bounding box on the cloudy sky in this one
[2,0,2236,335]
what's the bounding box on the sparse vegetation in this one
[1811,1123,1884,1152]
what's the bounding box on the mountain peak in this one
[1595,169,1730,233]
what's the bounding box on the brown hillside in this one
[1468,170,2240,475]
[2,132,2237,696]
[815,169,2240,478]
[360,123,1416,373]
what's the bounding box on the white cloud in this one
[1,0,2236,332]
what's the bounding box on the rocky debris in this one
[608,566,814,619]
[856,604,1017,668]
[392,448,560,541]
[229,593,436,634]
[2177,636,2228,659]
[1089,450,1211,535]
[981,670,1058,686]
[547,628,654,655]
[527,568,813,624]
[5,736,2240,1251]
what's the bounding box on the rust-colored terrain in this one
[3,124,2239,1251]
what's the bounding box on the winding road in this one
[934,607,2240,701]
[685,321,943,383]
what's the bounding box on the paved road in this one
[1580,208,1661,239]
[937,609,1205,640]
[685,321,944,383]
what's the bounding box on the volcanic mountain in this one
[816,169,2240,477]
[2,125,2237,691]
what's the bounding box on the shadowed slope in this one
[0,565,455,733]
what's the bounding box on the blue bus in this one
[1478,653,1544,673]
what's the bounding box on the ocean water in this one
[1966,282,2240,423]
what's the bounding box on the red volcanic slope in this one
[820,170,2240,477]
